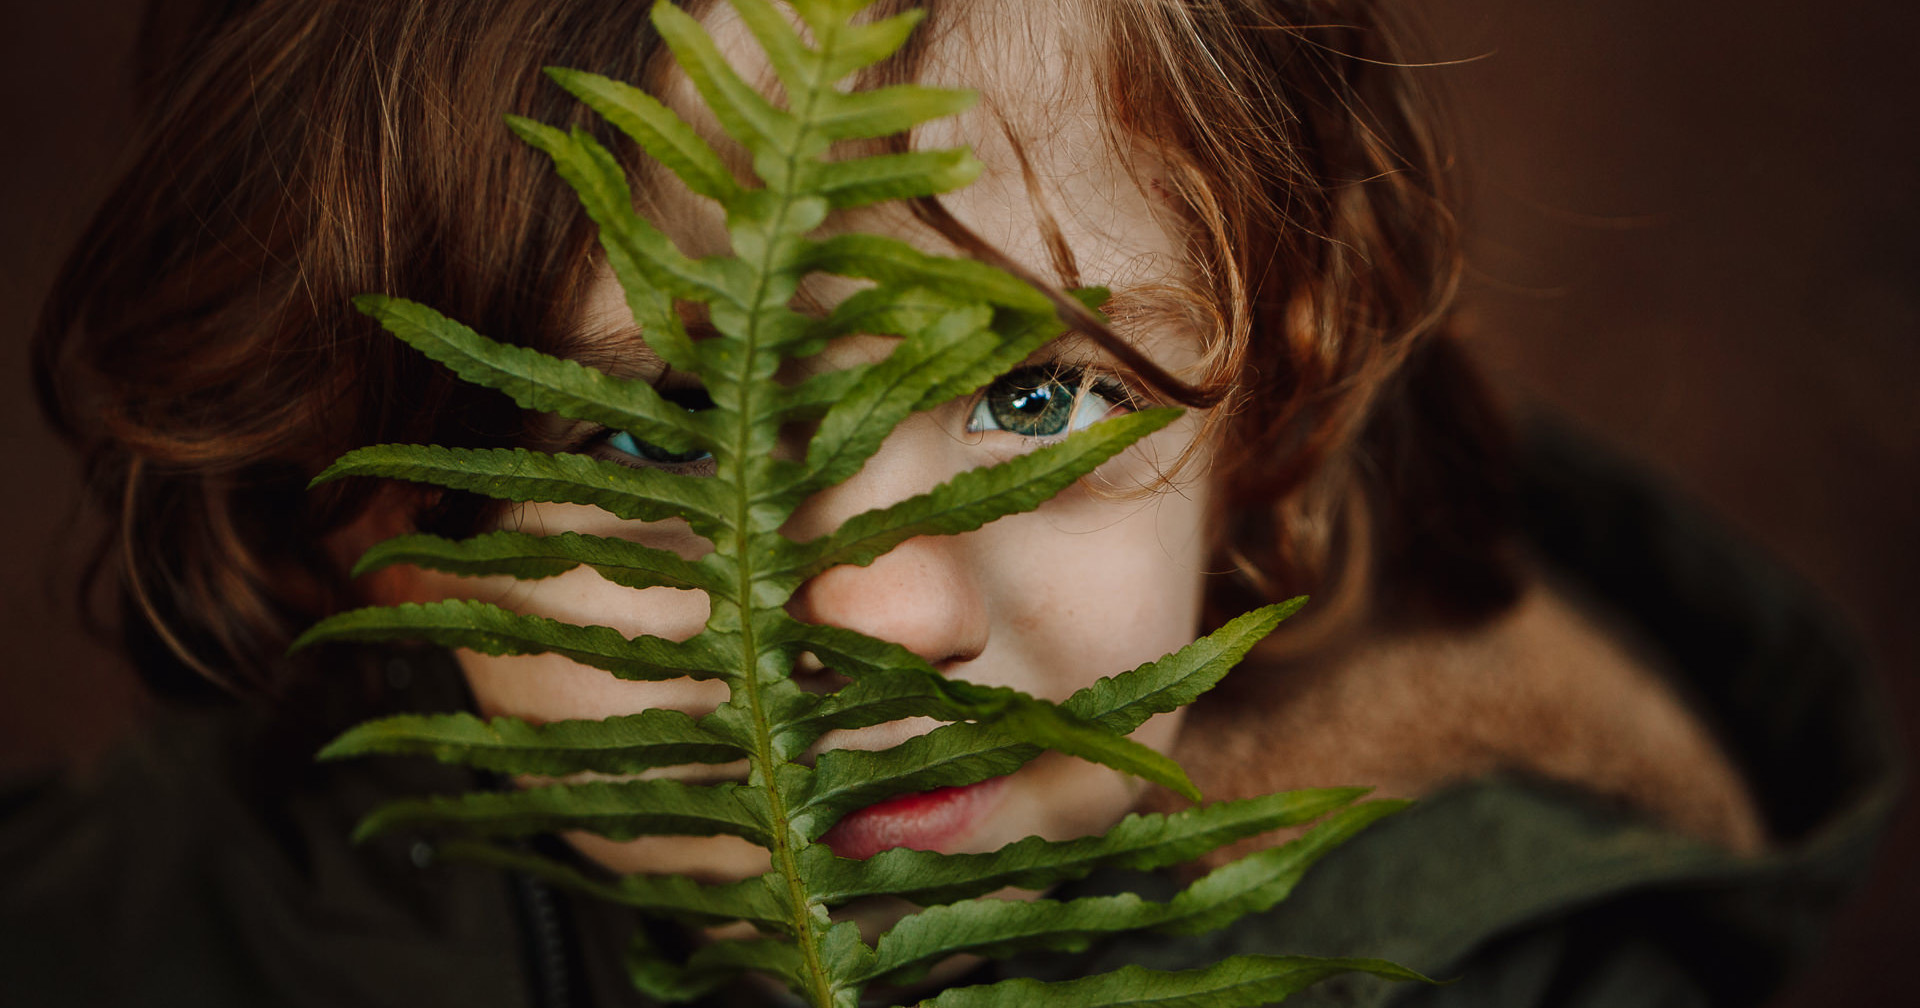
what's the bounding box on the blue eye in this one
[965,366,1130,438]
[601,430,713,467]
[587,386,714,472]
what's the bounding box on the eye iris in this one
[989,379,1074,437]
[608,430,711,465]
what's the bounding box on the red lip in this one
[818,776,1009,860]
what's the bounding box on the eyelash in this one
[579,363,1138,471]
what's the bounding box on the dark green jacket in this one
[3,426,1898,1007]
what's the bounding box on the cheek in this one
[989,476,1214,700]
[369,510,717,724]
[565,832,770,883]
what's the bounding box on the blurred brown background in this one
[3,1,1913,1004]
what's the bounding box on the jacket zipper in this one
[512,866,575,1008]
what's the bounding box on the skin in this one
[385,1,1220,884]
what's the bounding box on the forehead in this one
[645,0,1184,291]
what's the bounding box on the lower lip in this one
[818,777,1009,860]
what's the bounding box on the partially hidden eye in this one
[965,365,1131,439]
[600,430,712,467]
[587,386,715,471]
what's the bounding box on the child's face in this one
[396,1,1216,881]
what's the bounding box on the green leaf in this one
[811,84,978,142]
[808,148,982,209]
[543,67,740,203]
[351,294,707,452]
[801,301,996,489]
[805,788,1367,905]
[627,931,728,1004]
[874,890,1156,983]
[628,929,808,1003]
[317,708,745,775]
[818,920,878,1006]
[761,624,1039,758]
[795,684,1204,836]
[435,840,783,928]
[900,302,1093,415]
[351,530,716,596]
[689,936,810,992]
[773,364,873,423]
[919,956,1432,1008]
[507,117,732,310]
[791,294,1079,494]
[789,0,877,38]
[726,0,817,100]
[703,677,823,760]
[769,617,1059,727]
[653,0,797,156]
[793,728,1034,843]
[292,600,728,682]
[804,233,1051,313]
[809,8,927,80]
[775,669,988,744]
[806,284,958,343]
[790,603,1296,827]
[769,617,940,679]
[785,289,1069,424]
[352,778,772,846]
[865,802,1404,984]
[310,444,728,526]
[1071,600,1306,734]
[770,614,1189,800]
[993,701,1198,801]
[781,409,1181,578]
[1155,800,1408,936]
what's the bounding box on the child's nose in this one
[786,534,989,669]
[780,420,989,669]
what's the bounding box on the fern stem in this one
[728,335,835,1003]
[730,11,842,1000]
[730,293,835,1005]
[737,612,833,1005]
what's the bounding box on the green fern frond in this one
[349,777,772,847]
[920,956,1434,1008]
[304,2,1417,1004]
[317,708,744,776]
[862,802,1396,985]
[351,530,714,594]
[298,600,728,681]
[803,788,1370,905]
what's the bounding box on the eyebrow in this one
[560,323,665,379]
[560,315,722,383]
[559,283,1202,384]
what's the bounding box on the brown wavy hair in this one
[34,0,1516,699]
[1075,0,1519,645]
